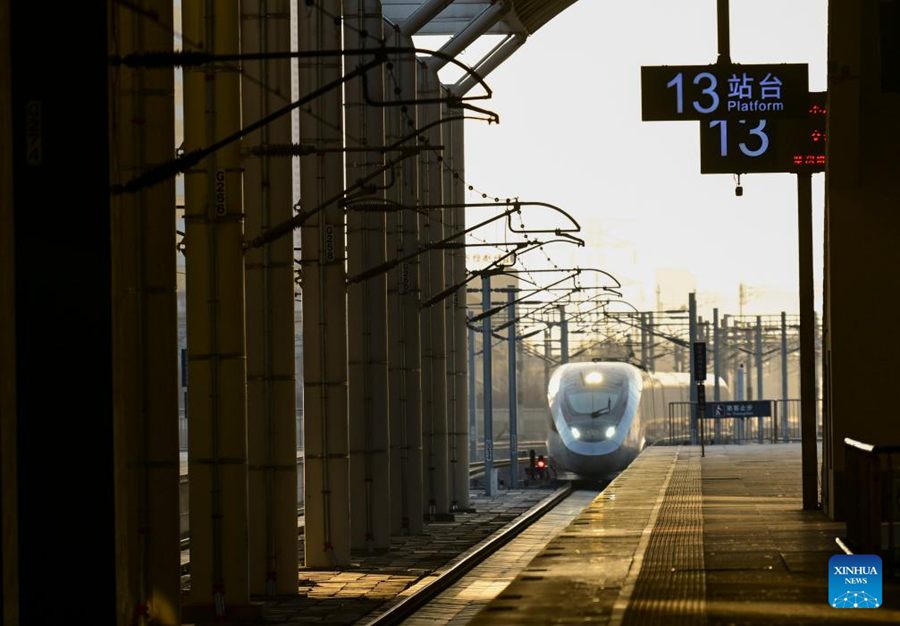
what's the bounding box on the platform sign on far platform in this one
[641,64,809,121]
[699,92,827,174]
[704,400,773,419]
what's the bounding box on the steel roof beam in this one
[450,32,526,96]
[401,0,457,36]
[426,0,509,72]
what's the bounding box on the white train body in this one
[546,361,729,479]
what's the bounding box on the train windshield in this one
[558,367,629,441]
[565,389,620,416]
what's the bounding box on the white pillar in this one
[345,0,391,551]
[418,62,450,517]
[297,0,351,566]
[242,0,298,592]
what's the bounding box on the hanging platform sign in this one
[641,63,809,121]
[699,92,826,174]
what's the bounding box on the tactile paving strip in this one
[620,450,705,626]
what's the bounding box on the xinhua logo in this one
[828,554,882,608]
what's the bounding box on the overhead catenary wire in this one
[111,45,494,195]
[383,61,568,286]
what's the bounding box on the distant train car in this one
[545,361,729,479]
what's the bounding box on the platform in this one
[467,444,900,625]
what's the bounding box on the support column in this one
[110,1,181,622]
[755,316,764,398]
[755,315,764,442]
[648,312,655,372]
[517,331,524,406]
[781,311,789,442]
[639,312,648,369]
[722,315,731,381]
[345,0,390,552]
[481,275,495,495]
[713,308,721,442]
[451,100,472,487]
[559,306,569,364]
[797,172,818,510]
[543,329,552,387]
[723,316,733,438]
[468,313,478,465]
[507,290,518,489]
[446,106,470,511]
[386,30,424,534]
[183,0,250,610]
[688,292,698,444]
[1,3,17,622]
[746,329,754,400]
[442,103,459,510]
[418,62,450,517]
[242,0,298,592]
[384,23,404,536]
[297,0,350,566]
[815,311,821,431]
[10,3,115,621]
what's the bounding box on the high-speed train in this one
[546,360,729,479]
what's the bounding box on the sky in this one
[437,0,828,320]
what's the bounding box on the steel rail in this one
[361,483,573,626]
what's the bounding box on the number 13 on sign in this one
[666,71,720,114]
[708,119,770,157]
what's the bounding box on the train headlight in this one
[571,427,581,439]
[605,426,616,439]
[584,371,603,385]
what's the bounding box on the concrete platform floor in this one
[467,444,900,625]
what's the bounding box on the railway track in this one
[361,483,574,626]
[179,444,550,576]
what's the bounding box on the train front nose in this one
[547,431,625,479]
[546,362,644,479]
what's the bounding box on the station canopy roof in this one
[383,0,578,36]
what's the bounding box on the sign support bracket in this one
[717,0,731,64]
[798,172,819,510]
